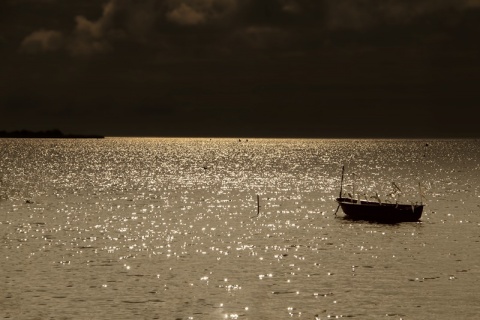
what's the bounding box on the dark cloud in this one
[20,29,64,53]
[166,0,237,25]
[9,0,479,58]
[1,0,480,137]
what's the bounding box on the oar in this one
[334,203,340,216]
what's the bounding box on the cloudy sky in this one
[1,0,480,137]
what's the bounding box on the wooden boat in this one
[335,166,424,223]
[335,197,423,223]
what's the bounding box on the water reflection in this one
[1,138,480,319]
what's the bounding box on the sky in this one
[1,0,480,138]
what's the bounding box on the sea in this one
[1,138,479,320]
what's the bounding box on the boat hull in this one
[336,197,423,223]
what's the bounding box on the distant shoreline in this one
[0,130,104,139]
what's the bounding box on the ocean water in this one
[1,138,479,320]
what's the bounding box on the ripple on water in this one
[1,138,480,319]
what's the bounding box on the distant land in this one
[0,129,104,139]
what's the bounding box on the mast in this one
[339,165,345,198]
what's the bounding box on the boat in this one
[336,197,424,223]
[335,166,424,223]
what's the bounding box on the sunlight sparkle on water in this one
[1,138,480,319]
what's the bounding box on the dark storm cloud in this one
[166,0,237,25]
[324,1,455,30]
[14,0,240,57]
[2,0,480,137]
[20,29,63,53]
[10,0,480,58]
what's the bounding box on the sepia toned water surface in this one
[1,138,479,319]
